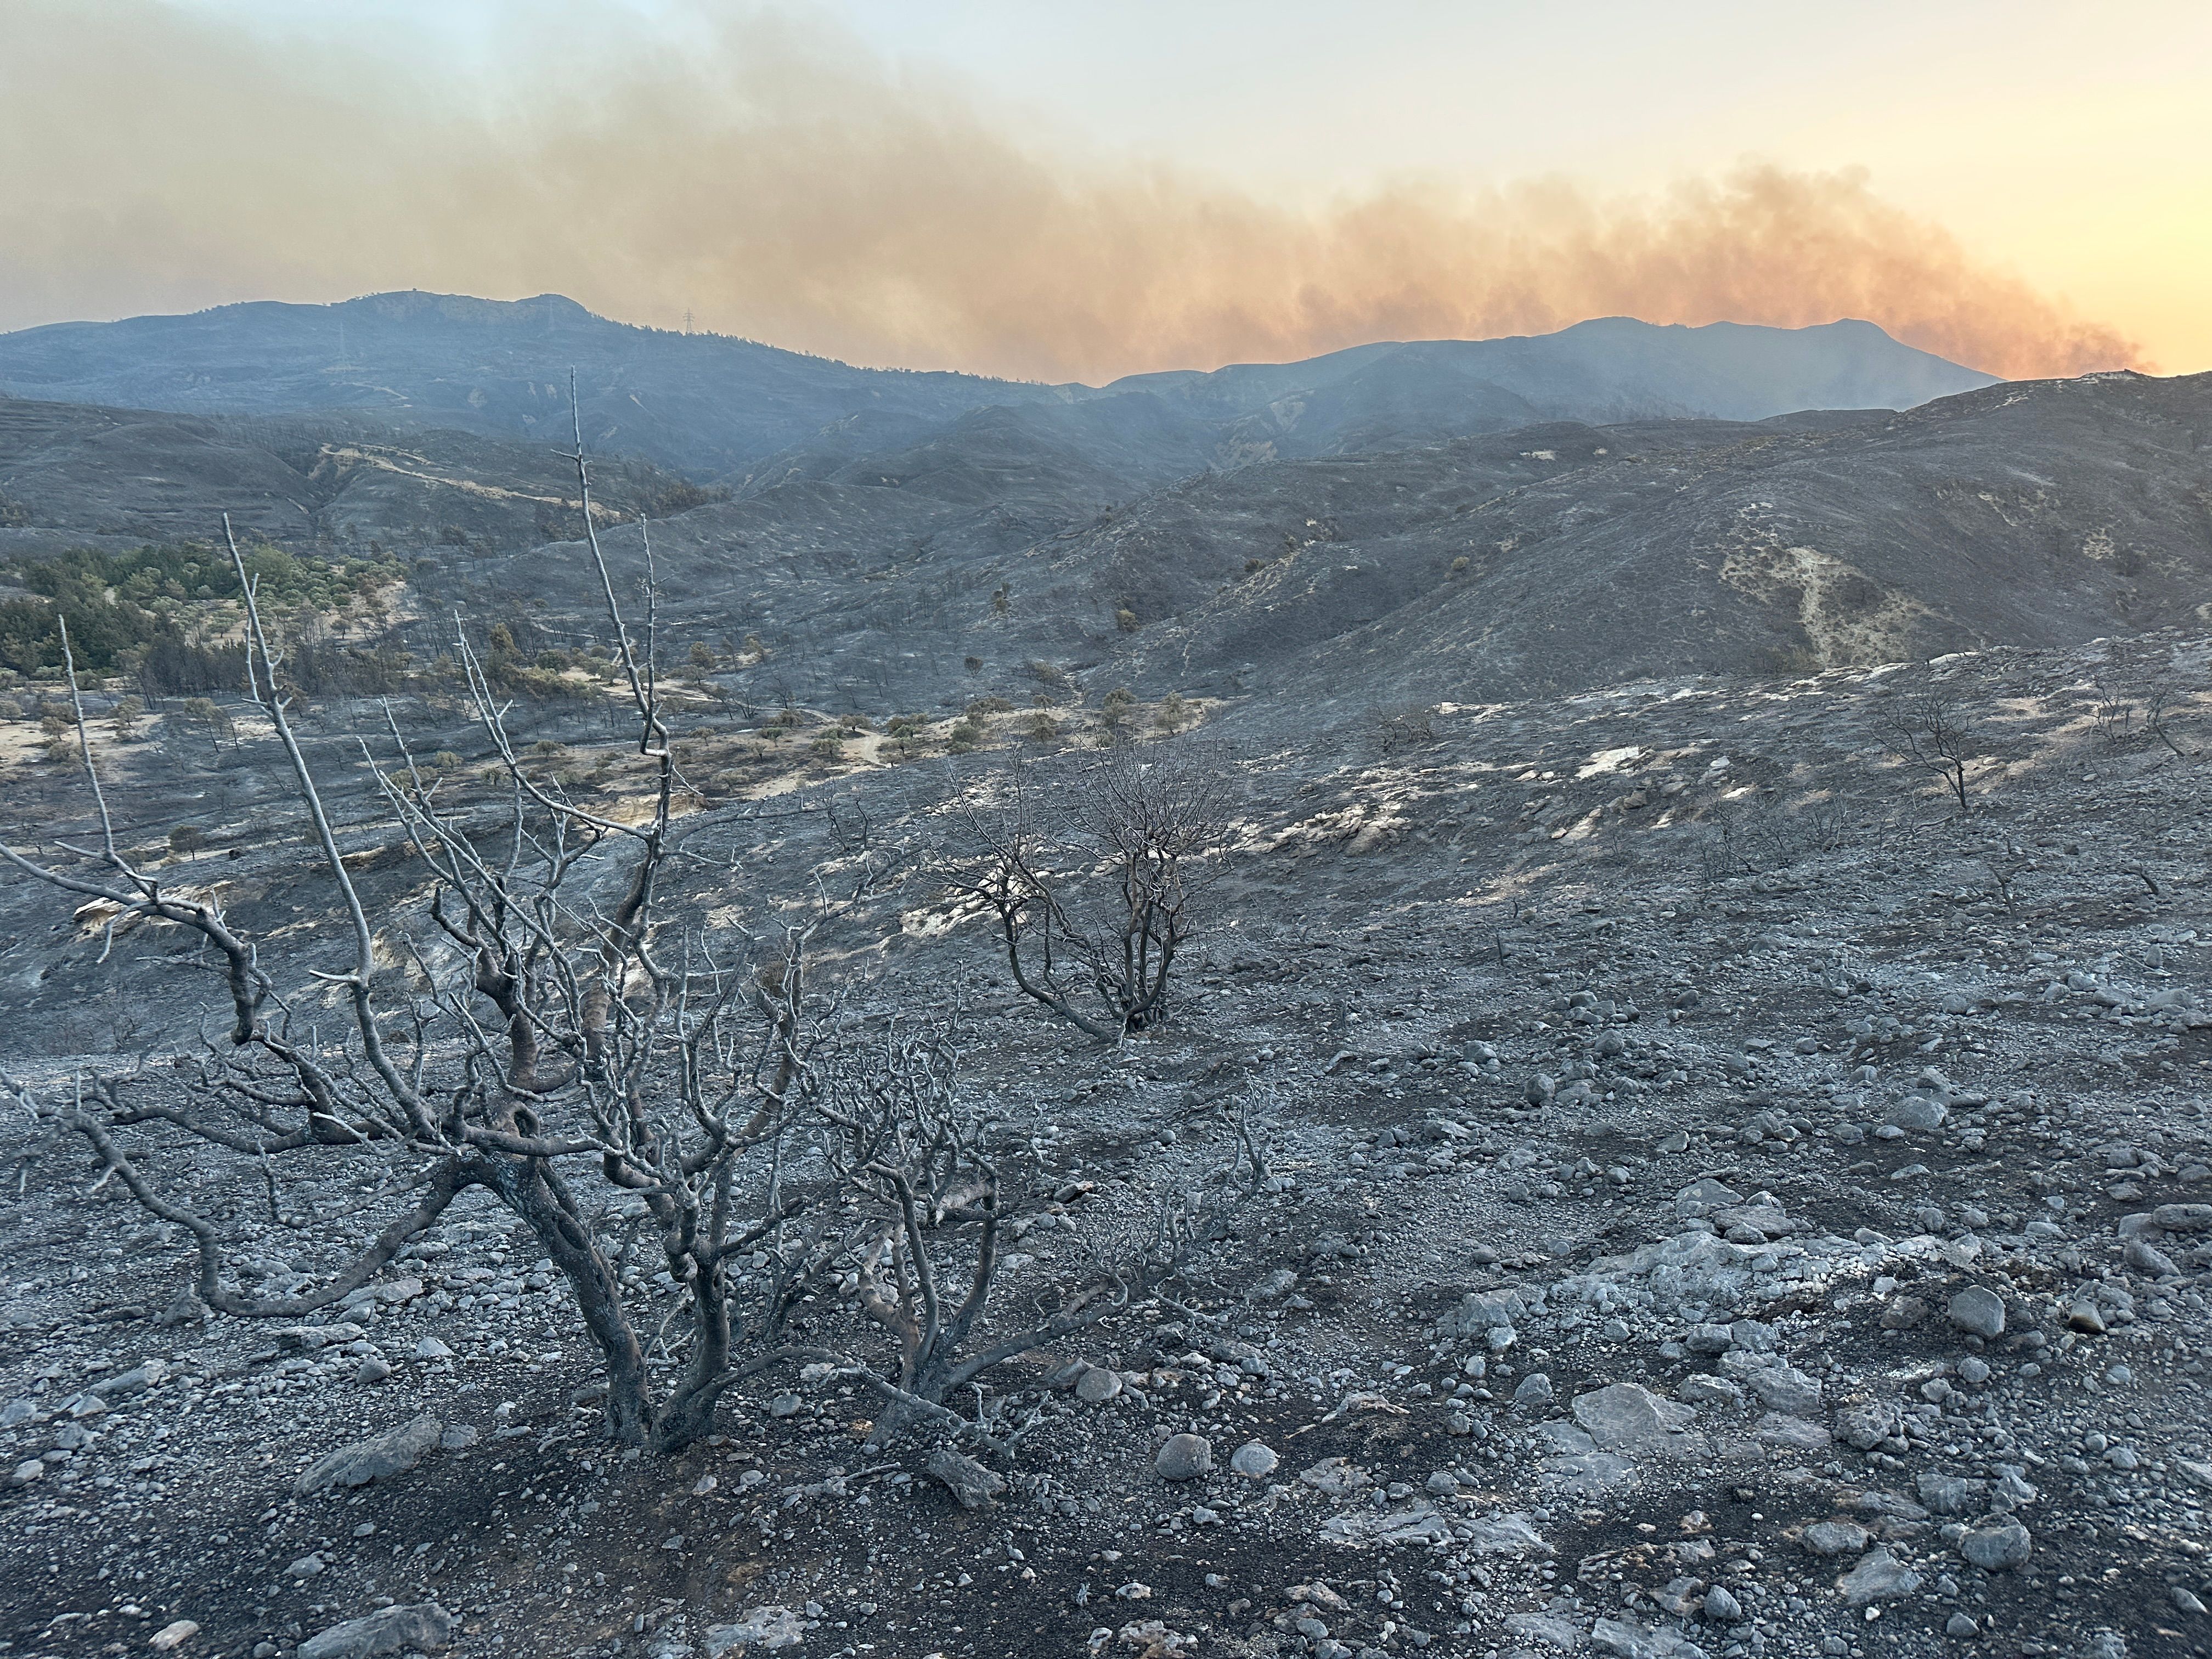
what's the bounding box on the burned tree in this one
[1372,703,1439,758]
[1887,685,1978,814]
[946,740,1233,1041]
[0,412,865,1453]
[2096,642,2194,760]
[2143,678,2194,759]
[785,1014,1203,1454]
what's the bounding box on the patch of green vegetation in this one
[0,540,404,675]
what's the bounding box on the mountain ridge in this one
[0,294,1999,483]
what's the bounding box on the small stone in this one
[1155,1433,1214,1481]
[1959,1519,2032,1570]
[1511,1372,1553,1406]
[1675,1176,1744,1211]
[2067,1302,2108,1334]
[1880,1297,1929,1330]
[1572,1383,1697,1454]
[1757,1412,1832,1451]
[1651,1577,1701,1616]
[1439,1289,1523,1338]
[413,1336,454,1361]
[149,1620,199,1651]
[1887,1096,1948,1132]
[1946,1286,2006,1339]
[1074,1365,1122,1404]
[1702,1585,1741,1623]
[295,1415,441,1494]
[1837,1548,1921,1607]
[1297,1457,1371,1497]
[702,1607,805,1656]
[1836,1402,1897,1452]
[1944,1613,1980,1638]
[1804,1521,1870,1556]
[438,1425,478,1451]
[767,1393,803,1418]
[1745,1365,1823,1417]
[157,1290,207,1328]
[1956,1357,1990,1386]
[354,1358,392,1384]
[1678,1374,1743,1409]
[2124,1238,2180,1277]
[93,1361,168,1398]
[287,1554,325,1578]
[2174,1587,2209,1617]
[1728,1318,1777,1352]
[297,1602,454,1659]
[1917,1471,1980,1515]
[1228,1442,1278,1478]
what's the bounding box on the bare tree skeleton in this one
[1887,686,1978,814]
[1,422,831,1450]
[946,743,1232,1041]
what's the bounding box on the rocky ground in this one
[4,633,2212,1659]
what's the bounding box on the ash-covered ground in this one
[4,635,2212,1659]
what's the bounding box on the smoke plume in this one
[0,2,2138,382]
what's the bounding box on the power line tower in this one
[683,309,694,335]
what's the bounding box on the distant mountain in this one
[1118,318,1997,461]
[0,292,1064,482]
[1113,318,1991,417]
[0,294,1996,484]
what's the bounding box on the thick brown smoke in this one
[0,2,2138,382]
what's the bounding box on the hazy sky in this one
[8,0,2208,376]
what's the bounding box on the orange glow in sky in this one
[4,1,2207,377]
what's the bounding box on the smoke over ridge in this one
[0,2,2139,383]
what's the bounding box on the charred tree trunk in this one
[483,1154,656,1446]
